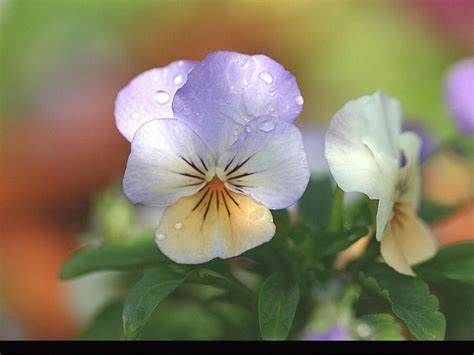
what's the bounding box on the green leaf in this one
[360,266,446,340]
[60,236,166,280]
[80,300,124,340]
[415,242,474,285]
[298,177,334,231]
[258,273,300,340]
[358,313,404,340]
[122,265,189,339]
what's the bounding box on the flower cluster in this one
[115,51,310,264]
[115,51,437,276]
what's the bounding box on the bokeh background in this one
[0,0,472,339]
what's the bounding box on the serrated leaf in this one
[360,266,446,340]
[358,313,404,340]
[122,265,189,339]
[60,236,166,280]
[415,242,474,285]
[258,273,299,340]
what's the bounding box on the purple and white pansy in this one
[115,51,310,264]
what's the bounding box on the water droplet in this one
[356,323,371,338]
[154,90,170,104]
[178,60,184,67]
[131,112,141,120]
[174,222,183,230]
[258,119,276,132]
[173,74,184,85]
[155,232,167,241]
[259,71,273,84]
[295,95,304,105]
[245,126,252,133]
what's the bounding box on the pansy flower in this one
[115,51,310,264]
[325,92,438,275]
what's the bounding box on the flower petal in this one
[444,58,474,135]
[381,203,438,276]
[218,117,310,209]
[155,188,275,264]
[115,60,197,141]
[325,92,403,240]
[172,51,303,152]
[123,119,213,206]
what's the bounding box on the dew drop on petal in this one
[155,232,167,241]
[245,126,252,133]
[258,119,276,132]
[173,74,184,85]
[295,95,304,105]
[154,90,170,104]
[174,222,183,230]
[259,71,273,84]
[178,60,184,67]
[131,112,141,120]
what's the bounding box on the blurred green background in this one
[0,0,472,339]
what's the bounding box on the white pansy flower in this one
[325,92,438,275]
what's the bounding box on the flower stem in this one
[328,185,345,233]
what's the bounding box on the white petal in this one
[155,188,275,264]
[123,119,213,206]
[325,92,403,239]
[381,203,438,276]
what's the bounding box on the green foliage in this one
[258,273,300,340]
[360,265,446,340]
[415,242,474,285]
[59,236,166,280]
[358,313,404,340]
[80,300,124,340]
[298,177,334,231]
[122,265,189,339]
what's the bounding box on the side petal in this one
[123,119,213,207]
[172,51,303,153]
[218,117,310,210]
[155,188,275,264]
[115,60,197,141]
[381,203,438,276]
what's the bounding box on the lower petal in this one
[381,204,438,276]
[155,188,275,264]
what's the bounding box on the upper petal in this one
[172,51,303,153]
[218,116,310,210]
[325,92,401,198]
[155,187,275,264]
[115,60,197,141]
[123,119,213,207]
